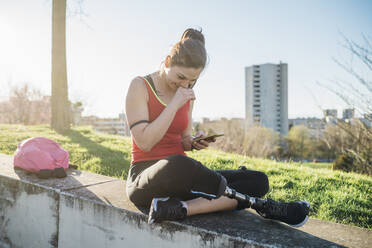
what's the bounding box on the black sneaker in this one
[148,197,187,224]
[254,198,310,227]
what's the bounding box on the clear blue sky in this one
[0,0,371,120]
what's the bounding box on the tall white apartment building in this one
[245,62,288,135]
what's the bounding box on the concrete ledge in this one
[0,153,371,248]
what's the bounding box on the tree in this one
[321,34,372,175]
[243,126,280,158]
[324,120,372,175]
[197,118,246,154]
[330,34,372,114]
[313,133,336,162]
[9,85,31,124]
[0,84,51,125]
[287,125,312,159]
[51,0,70,133]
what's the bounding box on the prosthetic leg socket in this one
[223,186,265,210]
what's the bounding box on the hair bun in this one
[181,28,205,46]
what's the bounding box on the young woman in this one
[125,28,309,226]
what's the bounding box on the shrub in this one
[333,152,372,176]
[333,154,354,172]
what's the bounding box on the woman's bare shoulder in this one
[127,76,148,95]
[130,76,146,88]
[126,76,150,107]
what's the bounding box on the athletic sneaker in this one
[148,197,187,224]
[254,198,310,227]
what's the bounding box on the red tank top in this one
[131,76,190,164]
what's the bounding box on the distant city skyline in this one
[0,0,371,120]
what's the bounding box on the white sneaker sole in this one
[289,201,310,228]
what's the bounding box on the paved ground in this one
[1,153,371,247]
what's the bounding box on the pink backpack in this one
[13,137,73,178]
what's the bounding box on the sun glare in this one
[0,21,17,63]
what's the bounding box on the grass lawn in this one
[1,124,371,229]
[292,162,333,170]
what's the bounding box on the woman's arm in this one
[126,77,195,152]
[181,101,195,151]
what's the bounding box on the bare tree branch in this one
[340,32,372,71]
[318,34,372,175]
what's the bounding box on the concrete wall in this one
[0,178,59,248]
[58,193,260,248]
[0,154,266,248]
[1,153,370,248]
[0,177,263,248]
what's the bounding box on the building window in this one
[253,104,260,107]
[254,85,260,88]
[254,75,260,78]
[254,80,260,83]
[254,95,260,98]
[254,90,260,93]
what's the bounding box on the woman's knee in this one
[229,170,269,198]
[126,185,153,207]
[256,171,269,197]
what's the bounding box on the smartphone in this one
[193,133,224,142]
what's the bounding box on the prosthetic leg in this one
[191,185,265,209]
[223,186,265,210]
[191,184,310,228]
[148,169,309,227]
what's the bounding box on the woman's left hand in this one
[181,135,194,151]
[190,130,215,151]
[182,131,216,151]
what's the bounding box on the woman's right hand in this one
[170,87,196,109]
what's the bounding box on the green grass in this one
[293,162,333,170]
[1,124,371,229]
[0,124,132,178]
